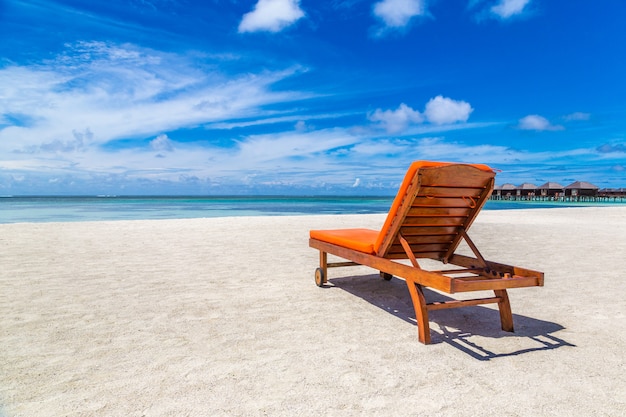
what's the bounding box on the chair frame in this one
[309,163,544,344]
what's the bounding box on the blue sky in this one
[1,0,625,195]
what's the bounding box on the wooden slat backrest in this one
[376,164,495,261]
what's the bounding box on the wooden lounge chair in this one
[309,161,544,344]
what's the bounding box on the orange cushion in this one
[309,228,379,254]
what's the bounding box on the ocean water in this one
[0,196,394,224]
[0,196,619,224]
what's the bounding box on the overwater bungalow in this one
[538,182,564,200]
[516,183,537,200]
[564,181,599,201]
[493,183,517,200]
[598,188,626,201]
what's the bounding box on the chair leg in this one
[494,289,514,332]
[406,281,431,344]
[319,251,328,284]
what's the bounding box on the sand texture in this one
[1,207,625,416]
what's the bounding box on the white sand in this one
[1,207,625,416]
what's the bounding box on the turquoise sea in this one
[0,196,622,224]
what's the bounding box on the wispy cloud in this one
[597,144,626,154]
[564,112,591,121]
[490,0,532,19]
[0,41,309,153]
[238,0,305,33]
[372,0,426,34]
[469,0,533,21]
[517,114,564,131]
[205,111,355,131]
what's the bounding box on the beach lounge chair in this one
[309,161,544,344]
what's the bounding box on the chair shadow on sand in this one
[327,274,574,361]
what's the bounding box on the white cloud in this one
[518,114,564,131]
[295,120,313,132]
[372,0,425,28]
[352,178,361,187]
[369,97,474,134]
[490,0,531,19]
[368,103,423,133]
[423,96,473,125]
[238,0,305,33]
[150,134,175,152]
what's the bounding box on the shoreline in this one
[2,195,626,225]
[1,208,625,416]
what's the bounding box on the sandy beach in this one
[1,207,625,416]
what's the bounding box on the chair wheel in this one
[315,268,325,287]
[380,272,393,281]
